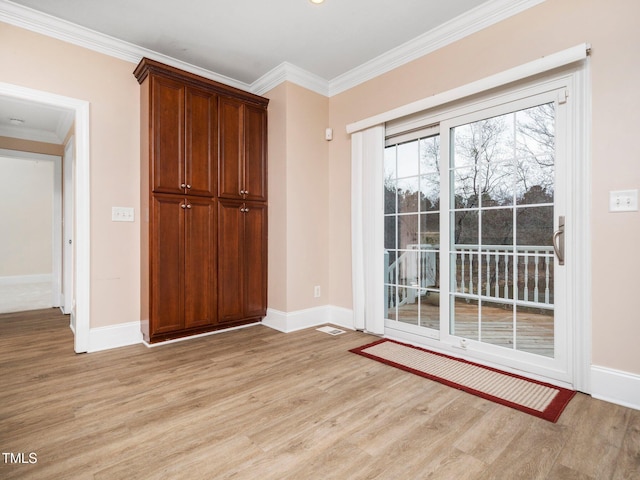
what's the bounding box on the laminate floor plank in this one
[1,309,639,479]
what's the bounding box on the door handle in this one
[553,215,565,266]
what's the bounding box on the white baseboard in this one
[0,273,52,285]
[79,306,353,351]
[327,306,355,330]
[591,365,640,411]
[88,321,143,353]
[263,305,355,333]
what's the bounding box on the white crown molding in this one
[251,62,328,97]
[0,0,251,92]
[327,0,546,97]
[0,0,545,98]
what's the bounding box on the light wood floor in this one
[1,309,638,479]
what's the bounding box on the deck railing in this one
[386,244,555,309]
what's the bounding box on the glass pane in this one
[398,287,420,326]
[397,140,420,178]
[452,115,511,169]
[385,285,398,320]
[481,208,513,246]
[384,177,397,214]
[483,161,515,207]
[420,135,440,173]
[384,249,397,284]
[516,206,553,246]
[449,101,557,360]
[397,178,419,213]
[386,134,441,334]
[451,251,479,296]
[384,145,397,181]
[420,290,440,330]
[452,167,480,209]
[451,295,478,340]
[384,216,396,250]
[479,251,514,300]
[420,212,440,245]
[398,214,419,250]
[515,158,554,205]
[516,305,554,358]
[481,299,514,349]
[453,210,479,245]
[515,251,553,304]
[419,174,440,212]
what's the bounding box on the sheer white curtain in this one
[351,124,385,335]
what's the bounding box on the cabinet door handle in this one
[181,204,186,209]
[186,184,191,189]
[186,204,192,209]
[181,183,186,189]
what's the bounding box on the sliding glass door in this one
[384,88,572,385]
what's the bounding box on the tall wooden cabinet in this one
[135,58,269,343]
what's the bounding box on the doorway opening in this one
[0,83,90,353]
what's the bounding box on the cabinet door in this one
[217,200,245,322]
[150,195,185,334]
[217,200,267,323]
[151,76,185,195]
[185,87,217,197]
[184,197,217,328]
[243,202,267,318]
[218,97,243,199]
[244,105,267,202]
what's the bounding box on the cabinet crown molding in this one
[134,57,269,108]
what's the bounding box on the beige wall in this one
[0,136,64,157]
[266,82,288,311]
[0,155,54,277]
[328,0,640,375]
[265,82,330,312]
[0,22,140,328]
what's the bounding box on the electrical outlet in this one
[314,286,321,298]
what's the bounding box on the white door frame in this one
[62,138,74,316]
[52,153,62,308]
[0,82,91,353]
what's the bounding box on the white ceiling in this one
[0,0,543,143]
[6,0,490,84]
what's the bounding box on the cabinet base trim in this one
[143,321,261,347]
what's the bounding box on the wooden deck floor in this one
[389,296,554,357]
[1,309,639,479]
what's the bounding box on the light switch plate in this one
[609,190,638,212]
[112,206,135,222]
